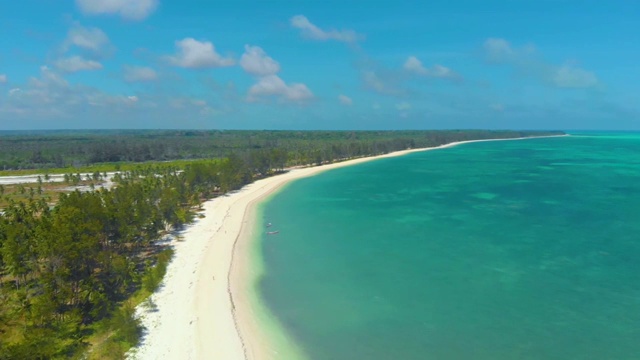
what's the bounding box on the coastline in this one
[128,134,567,360]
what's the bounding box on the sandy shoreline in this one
[128,135,566,360]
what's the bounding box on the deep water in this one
[257,133,640,360]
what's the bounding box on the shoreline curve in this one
[129,134,567,360]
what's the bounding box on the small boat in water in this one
[266,222,272,228]
[266,230,280,235]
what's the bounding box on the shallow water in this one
[257,133,640,360]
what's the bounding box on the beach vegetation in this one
[0,130,562,176]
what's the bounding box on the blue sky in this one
[0,0,638,130]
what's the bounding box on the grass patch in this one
[0,180,104,209]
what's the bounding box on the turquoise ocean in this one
[255,133,640,359]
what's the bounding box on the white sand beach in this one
[128,135,566,360]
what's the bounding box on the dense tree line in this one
[0,130,563,358]
[0,130,562,171]
[0,158,252,358]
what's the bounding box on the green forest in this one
[0,130,563,359]
[0,130,561,173]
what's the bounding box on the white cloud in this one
[123,66,158,82]
[0,74,6,83]
[396,102,411,111]
[2,66,152,120]
[483,38,538,64]
[552,65,598,88]
[430,65,456,78]
[362,71,386,93]
[482,38,598,89]
[484,38,516,62]
[338,94,353,105]
[1,66,234,126]
[403,56,460,80]
[31,66,69,89]
[403,56,427,74]
[75,0,158,20]
[55,56,103,73]
[54,24,110,74]
[290,15,362,43]
[490,103,505,112]
[6,67,70,109]
[248,75,313,102]
[360,69,406,96]
[240,45,313,103]
[166,38,234,69]
[240,45,280,76]
[190,100,217,116]
[64,24,111,55]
